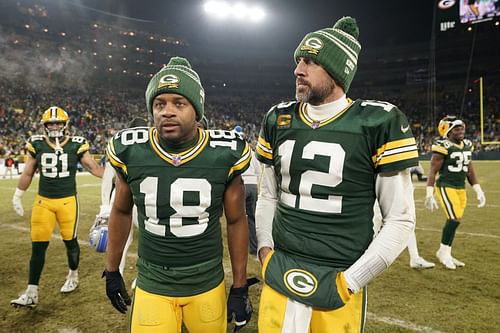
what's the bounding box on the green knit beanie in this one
[145,57,205,120]
[294,16,361,93]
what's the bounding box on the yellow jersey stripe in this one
[256,144,273,160]
[432,145,448,155]
[258,136,271,150]
[150,128,209,166]
[26,142,35,154]
[377,150,419,166]
[373,137,416,162]
[77,143,90,155]
[229,142,251,178]
[106,140,128,175]
[299,99,353,128]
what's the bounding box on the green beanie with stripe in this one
[294,16,361,93]
[145,57,205,120]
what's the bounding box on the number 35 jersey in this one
[107,127,250,293]
[432,138,473,189]
[26,135,90,198]
[256,99,419,268]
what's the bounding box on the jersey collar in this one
[149,127,209,166]
[298,98,353,129]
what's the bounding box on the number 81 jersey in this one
[256,99,419,267]
[107,127,251,269]
[26,135,90,198]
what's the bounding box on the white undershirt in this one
[306,95,349,120]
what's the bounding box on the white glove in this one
[12,188,25,216]
[424,186,438,211]
[472,184,486,208]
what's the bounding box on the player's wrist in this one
[472,184,483,194]
[426,186,434,197]
[14,188,25,198]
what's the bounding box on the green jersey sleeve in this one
[361,100,419,173]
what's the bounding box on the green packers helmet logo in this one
[283,269,318,297]
[158,74,179,89]
[300,37,323,55]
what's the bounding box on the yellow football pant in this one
[435,187,467,220]
[258,283,366,333]
[31,194,79,241]
[130,281,226,333]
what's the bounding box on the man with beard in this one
[255,17,419,332]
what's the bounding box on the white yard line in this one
[367,313,447,333]
[0,223,137,258]
[415,226,500,239]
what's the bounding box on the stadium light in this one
[203,1,266,22]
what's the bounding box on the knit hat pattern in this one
[145,57,205,120]
[294,16,361,93]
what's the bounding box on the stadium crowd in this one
[1,76,498,162]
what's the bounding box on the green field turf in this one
[1,161,499,332]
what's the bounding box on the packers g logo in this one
[158,74,179,89]
[300,37,323,55]
[438,0,455,9]
[283,269,318,297]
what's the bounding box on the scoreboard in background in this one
[437,0,500,32]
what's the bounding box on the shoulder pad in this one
[269,100,297,113]
[70,136,88,144]
[113,127,150,147]
[29,135,45,142]
[359,99,398,113]
[207,129,246,146]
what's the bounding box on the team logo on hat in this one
[300,37,323,55]
[158,74,180,89]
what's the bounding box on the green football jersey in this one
[107,127,251,296]
[26,135,90,198]
[432,138,473,189]
[256,99,419,268]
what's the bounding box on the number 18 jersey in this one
[107,127,250,296]
[256,99,419,268]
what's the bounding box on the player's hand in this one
[102,270,131,313]
[425,186,438,211]
[258,247,272,266]
[227,283,253,332]
[473,184,486,208]
[12,189,24,216]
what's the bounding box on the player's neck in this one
[158,128,200,153]
[306,95,349,121]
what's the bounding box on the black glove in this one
[102,270,131,314]
[227,283,253,332]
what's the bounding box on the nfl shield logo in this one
[172,154,182,166]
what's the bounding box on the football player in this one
[103,57,253,333]
[255,17,418,332]
[11,106,104,308]
[425,116,486,269]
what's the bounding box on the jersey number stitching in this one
[278,140,345,213]
[140,177,211,237]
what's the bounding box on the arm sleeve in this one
[343,168,415,293]
[99,161,116,216]
[255,164,278,253]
